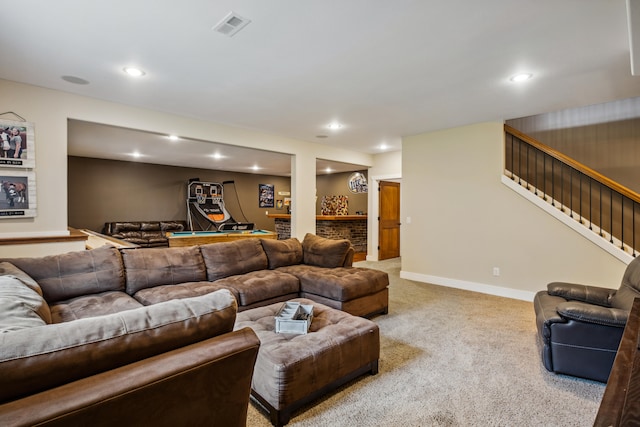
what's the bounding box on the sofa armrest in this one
[556,301,628,327]
[343,247,355,267]
[547,281,615,306]
[0,328,260,427]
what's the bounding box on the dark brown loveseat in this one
[102,220,187,247]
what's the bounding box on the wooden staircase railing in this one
[504,124,640,257]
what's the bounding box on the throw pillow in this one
[0,274,51,333]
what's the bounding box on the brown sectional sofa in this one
[0,233,389,426]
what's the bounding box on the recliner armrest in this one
[556,301,628,327]
[547,282,615,306]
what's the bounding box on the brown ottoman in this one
[235,298,380,426]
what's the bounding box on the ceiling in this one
[67,119,365,176]
[2,1,640,175]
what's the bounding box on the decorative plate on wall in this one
[347,172,367,194]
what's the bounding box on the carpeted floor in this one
[246,258,605,426]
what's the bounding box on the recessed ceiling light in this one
[510,73,533,82]
[251,165,261,171]
[123,67,146,77]
[325,167,333,173]
[210,152,224,160]
[379,143,389,150]
[327,122,343,130]
[129,151,143,158]
[167,135,179,141]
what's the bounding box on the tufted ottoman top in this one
[235,298,379,426]
[276,265,389,301]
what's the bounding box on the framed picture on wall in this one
[259,184,274,208]
[0,119,35,169]
[0,170,37,218]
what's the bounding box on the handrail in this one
[504,124,640,204]
[504,124,640,257]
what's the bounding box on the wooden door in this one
[378,181,400,260]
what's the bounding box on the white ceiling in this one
[67,120,365,177]
[2,1,640,174]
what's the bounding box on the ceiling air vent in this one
[213,12,251,37]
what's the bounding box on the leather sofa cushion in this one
[121,246,207,295]
[133,281,240,306]
[0,275,50,333]
[277,265,389,301]
[201,239,268,281]
[0,289,237,404]
[261,238,303,269]
[302,233,351,268]
[4,246,125,303]
[50,291,144,323]
[214,270,300,306]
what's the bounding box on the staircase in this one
[503,125,638,264]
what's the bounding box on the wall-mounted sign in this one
[347,172,368,194]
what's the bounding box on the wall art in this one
[0,119,35,169]
[347,172,367,194]
[259,183,274,208]
[0,170,36,218]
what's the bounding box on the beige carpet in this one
[246,258,605,426]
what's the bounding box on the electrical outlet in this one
[493,267,500,277]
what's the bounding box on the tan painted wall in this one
[0,79,374,255]
[315,171,368,215]
[402,122,627,295]
[68,156,291,232]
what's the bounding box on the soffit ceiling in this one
[2,1,640,175]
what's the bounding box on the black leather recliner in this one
[534,256,640,383]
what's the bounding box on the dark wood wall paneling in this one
[506,99,640,194]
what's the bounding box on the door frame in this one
[367,173,402,261]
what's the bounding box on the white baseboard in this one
[399,270,536,302]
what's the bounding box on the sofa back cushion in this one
[302,233,352,268]
[611,255,640,310]
[261,238,303,269]
[0,289,237,404]
[0,264,52,332]
[3,246,125,303]
[200,239,268,281]
[121,246,207,295]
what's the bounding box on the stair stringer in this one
[501,174,633,265]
